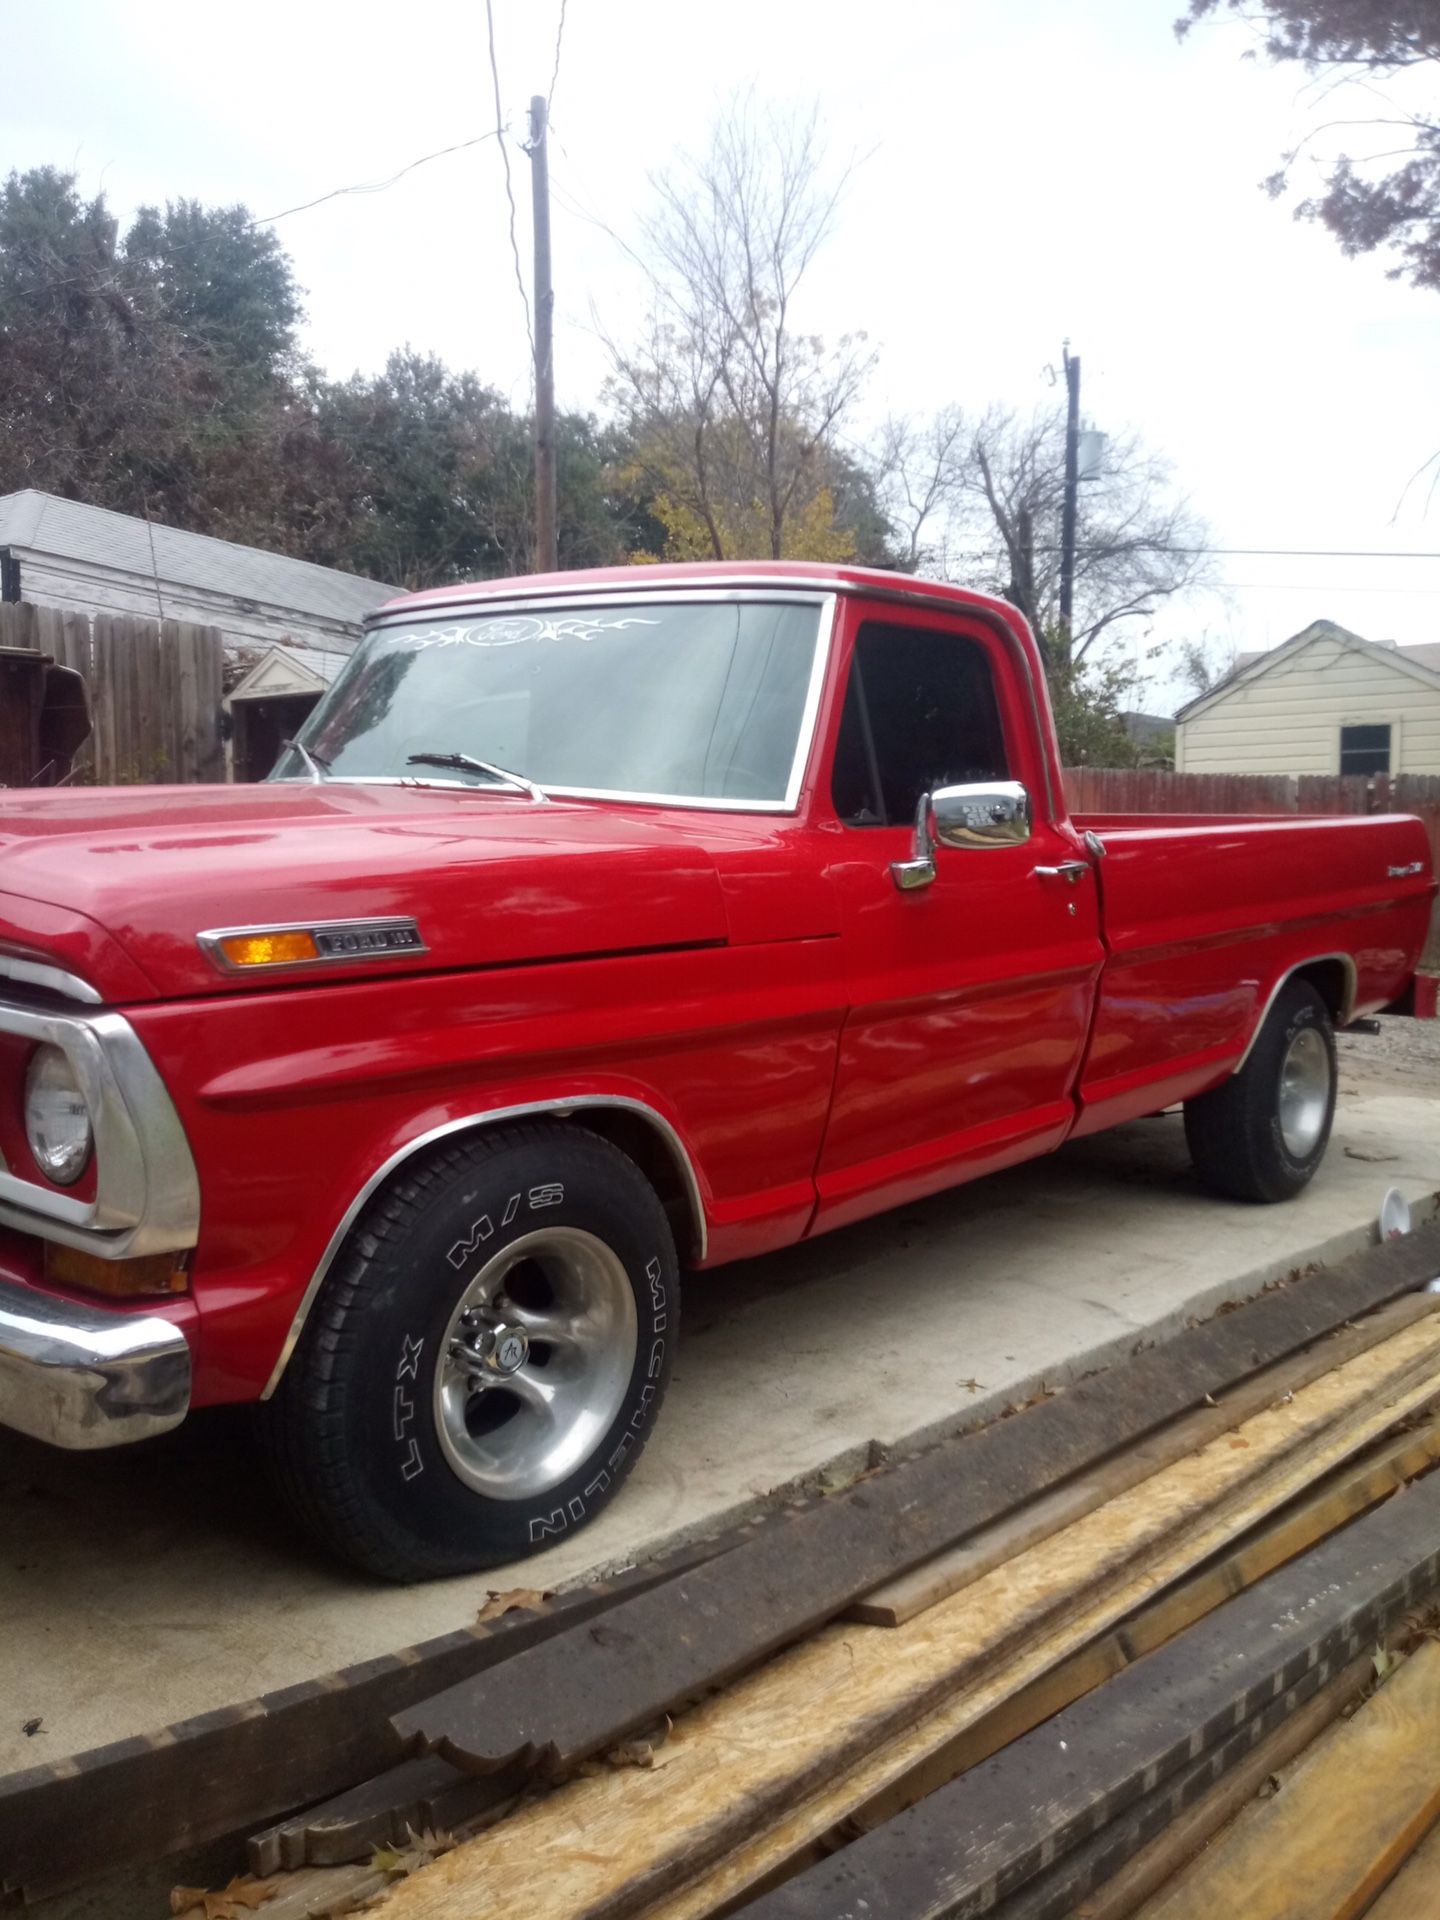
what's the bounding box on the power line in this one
[11,131,505,301]
[250,132,503,228]
[547,0,569,117]
[484,0,535,360]
[957,544,1440,561]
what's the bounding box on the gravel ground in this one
[1337,1015,1440,1097]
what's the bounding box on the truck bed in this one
[1069,810,1436,1134]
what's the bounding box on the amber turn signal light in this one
[45,1242,189,1297]
[216,930,320,969]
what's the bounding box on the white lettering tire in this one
[260,1124,678,1580]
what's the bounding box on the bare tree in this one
[607,101,876,560]
[1174,632,1239,700]
[883,401,1213,674]
[873,405,969,572]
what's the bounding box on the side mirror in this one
[932,781,1032,851]
[891,781,1032,892]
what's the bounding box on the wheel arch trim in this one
[1234,952,1357,1074]
[259,1095,707,1400]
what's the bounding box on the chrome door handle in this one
[1034,861,1089,885]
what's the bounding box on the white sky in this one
[5,0,1440,706]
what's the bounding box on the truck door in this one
[812,602,1105,1235]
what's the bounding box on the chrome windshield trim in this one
[261,1094,709,1399]
[0,957,102,1005]
[298,588,837,818]
[366,582,835,629]
[0,1004,199,1258]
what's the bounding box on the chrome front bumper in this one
[0,1278,191,1449]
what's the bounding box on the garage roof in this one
[0,490,395,626]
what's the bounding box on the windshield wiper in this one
[405,752,550,803]
[282,738,331,783]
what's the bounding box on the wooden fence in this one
[1063,766,1440,972]
[0,601,225,784]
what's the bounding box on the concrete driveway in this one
[0,1051,1435,1776]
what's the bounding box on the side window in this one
[830,621,1010,827]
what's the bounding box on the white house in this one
[1175,620,1440,777]
[0,490,395,654]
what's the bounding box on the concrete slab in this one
[0,1070,1435,1776]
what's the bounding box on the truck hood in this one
[0,783,730,1001]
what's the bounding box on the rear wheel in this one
[260,1124,677,1580]
[1184,979,1337,1203]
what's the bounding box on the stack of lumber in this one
[354,1309,1440,1920]
[51,1222,1440,1920]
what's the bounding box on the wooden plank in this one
[1133,1641,1440,1920]
[644,1406,1440,1920]
[175,620,202,782]
[850,1292,1440,1628]
[841,1413,1440,1838]
[0,1528,747,1902]
[1068,1658,1376,1920]
[394,1228,1440,1776]
[246,1384,1440,1883]
[1361,1812,1440,1920]
[253,1418,1440,1911]
[725,1482,1440,1920]
[372,1319,1440,1920]
[195,623,226,781]
[992,1657,1375,1920]
[91,614,116,785]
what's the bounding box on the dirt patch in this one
[1338,1016,1440,1099]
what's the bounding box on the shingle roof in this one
[0,490,395,625]
[1178,620,1440,721]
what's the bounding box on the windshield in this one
[272,598,826,806]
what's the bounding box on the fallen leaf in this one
[20,1717,42,1737]
[959,1377,983,1393]
[1228,1438,1250,1450]
[369,1827,457,1880]
[1372,1645,1402,1682]
[170,1877,278,1919]
[1344,1147,1399,1163]
[476,1587,551,1625]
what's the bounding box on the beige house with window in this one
[1174,620,1440,776]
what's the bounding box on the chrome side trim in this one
[259,1095,710,1399]
[0,1005,200,1258]
[1234,953,1359,1073]
[0,957,102,1004]
[0,1276,191,1449]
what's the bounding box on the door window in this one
[831,621,1010,826]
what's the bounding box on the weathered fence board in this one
[0,600,224,785]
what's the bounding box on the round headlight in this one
[25,1046,93,1186]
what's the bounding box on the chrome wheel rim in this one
[1278,1026,1331,1159]
[433,1227,637,1500]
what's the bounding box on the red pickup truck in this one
[0,563,1432,1577]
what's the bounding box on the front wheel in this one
[1184,979,1337,1203]
[260,1124,678,1580]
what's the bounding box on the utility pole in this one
[529,94,558,573]
[1058,342,1081,656]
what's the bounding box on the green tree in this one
[1178,1,1440,289]
[0,168,310,543]
[123,198,302,378]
